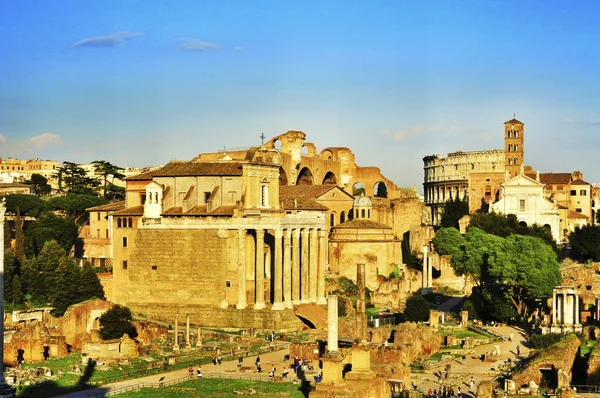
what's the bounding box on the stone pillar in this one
[301,228,310,303]
[254,229,265,309]
[427,254,433,288]
[327,295,338,352]
[196,327,203,347]
[422,245,428,289]
[292,228,301,304]
[283,229,292,309]
[575,293,580,325]
[565,293,573,325]
[236,228,247,309]
[185,314,191,348]
[174,315,180,351]
[0,200,15,396]
[317,229,327,305]
[309,228,318,303]
[272,229,284,310]
[356,263,367,342]
[552,290,557,324]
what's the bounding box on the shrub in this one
[404,293,430,322]
[528,333,565,350]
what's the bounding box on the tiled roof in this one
[87,201,126,212]
[568,211,588,220]
[163,205,235,216]
[279,184,345,199]
[163,207,183,215]
[210,205,236,216]
[333,219,391,229]
[570,179,590,186]
[539,173,572,185]
[125,161,243,180]
[504,118,524,125]
[280,198,329,211]
[112,206,144,216]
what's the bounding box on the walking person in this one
[470,376,475,391]
[516,344,521,356]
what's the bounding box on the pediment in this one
[502,174,543,188]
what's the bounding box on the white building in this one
[490,169,560,242]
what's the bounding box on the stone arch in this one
[321,149,334,160]
[279,167,288,186]
[322,171,337,185]
[301,145,309,156]
[353,182,366,196]
[543,224,552,234]
[273,139,282,151]
[374,181,388,198]
[297,167,314,185]
[519,221,527,227]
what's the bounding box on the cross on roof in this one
[260,133,265,145]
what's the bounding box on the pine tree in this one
[79,262,105,301]
[51,257,80,316]
[14,209,25,264]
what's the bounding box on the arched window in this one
[117,218,122,228]
[515,144,519,151]
[128,217,133,228]
[508,131,512,138]
[515,131,519,138]
[484,185,491,196]
[261,184,268,207]
[508,158,512,165]
[340,211,346,223]
[508,144,513,151]
[361,209,366,218]
[330,213,335,227]
[368,209,370,218]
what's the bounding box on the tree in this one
[56,162,99,195]
[469,212,556,250]
[450,228,504,287]
[431,227,464,257]
[25,212,79,257]
[14,208,25,263]
[27,173,52,196]
[569,225,600,261]
[2,194,45,217]
[35,240,66,301]
[374,182,388,198]
[4,250,23,305]
[404,293,430,322]
[50,257,81,316]
[92,161,125,201]
[440,197,469,229]
[99,305,138,340]
[79,262,106,301]
[46,193,107,225]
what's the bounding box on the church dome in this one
[353,195,372,207]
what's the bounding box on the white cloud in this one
[233,46,245,51]
[177,38,219,51]
[70,31,142,48]
[0,133,64,157]
[28,132,63,149]
[380,125,464,143]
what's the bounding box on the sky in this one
[2,1,600,191]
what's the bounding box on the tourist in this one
[197,366,202,379]
[188,366,194,378]
[470,376,474,391]
[255,355,261,368]
[217,355,222,365]
[516,345,521,356]
[457,386,462,398]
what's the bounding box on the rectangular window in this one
[122,260,128,270]
[519,199,526,211]
[96,229,100,238]
[557,185,563,190]
[106,229,109,239]
[226,280,232,287]
[570,190,577,196]
[152,265,157,270]
[123,237,128,248]
[204,192,211,202]
[580,190,587,196]
[141,193,147,204]
[576,208,582,213]
[97,213,101,221]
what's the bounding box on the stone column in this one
[309,228,318,302]
[422,245,428,289]
[327,295,338,352]
[236,228,247,309]
[272,229,284,310]
[185,314,191,348]
[0,200,15,397]
[317,229,327,305]
[552,290,557,324]
[356,263,367,342]
[174,316,180,351]
[575,293,580,324]
[427,254,433,288]
[283,229,292,309]
[301,228,310,303]
[292,228,301,304]
[254,229,266,309]
[196,327,203,347]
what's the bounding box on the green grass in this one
[118,379,309,398]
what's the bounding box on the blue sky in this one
[2,1,600,190]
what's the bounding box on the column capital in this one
[256,228,265,237]
[274,228,283,239]
[292,228,301,237]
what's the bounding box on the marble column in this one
[174,316,179,351]
[185,314,191,348]
[236,228,247,309]
[317,229,327,305]
[309,228,318,302]
[283,229,292,308]
[301,228,310,303]
[427,254,433,288]
[327,295,338,352]
[552,290,557,324]
[0,201,15,397]
[575,294,580,324]
[196,327,203,347]
[254,229,266,309]
[292,228,301,304]
[272,229,284,310]
[356,263,367,342]
[422,245,428,289]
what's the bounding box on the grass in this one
[117,379,309,398]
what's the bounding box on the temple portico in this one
[549,286,582,334]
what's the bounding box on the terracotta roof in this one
[504,118,524,125]
[568,211,588,220]
[125,161,243,180]
[539,173,572,185]
[557,204,568,209]
[333,219,391,229]
[163,204,235,216]
[279,184,347,199]
[112,206,144,216]
[87,201,126,212]
[280,197,329,211]
[570,179,590,186]
[163,207,183,215]
[124,169,161,181]
[210,205,236,216]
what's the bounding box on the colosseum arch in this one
[321,149,334,161]
[353,182,366,197]
[297,167,314,185]
[322,171,337,185]
[373,181,388,198]
[279,167,288,186]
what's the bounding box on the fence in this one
[367,315,398,328]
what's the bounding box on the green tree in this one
[56,162,99,195]
[25,212,79,257]
[431,227,464,256]
[469,212,555,250]
[404,293,430,322]
[50,257,81,316]
[92,160,125,201]
[4,250,23,305]
[27,173,52,196]
[99,305,138,340]
[2,194,45,217]
[79,262,106,301]
[440,197,469,229]
[46,193,107,225]
[20,257,45,302]
[569,225,600,261]
[14,208,25,263]
[450,228,504,287]
[36,240,67,301]
[374,182,388,198]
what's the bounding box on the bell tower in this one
[504,117,524,178]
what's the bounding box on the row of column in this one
[552,289,580,325]
[236,227,327,311]
[424,184,468,204]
